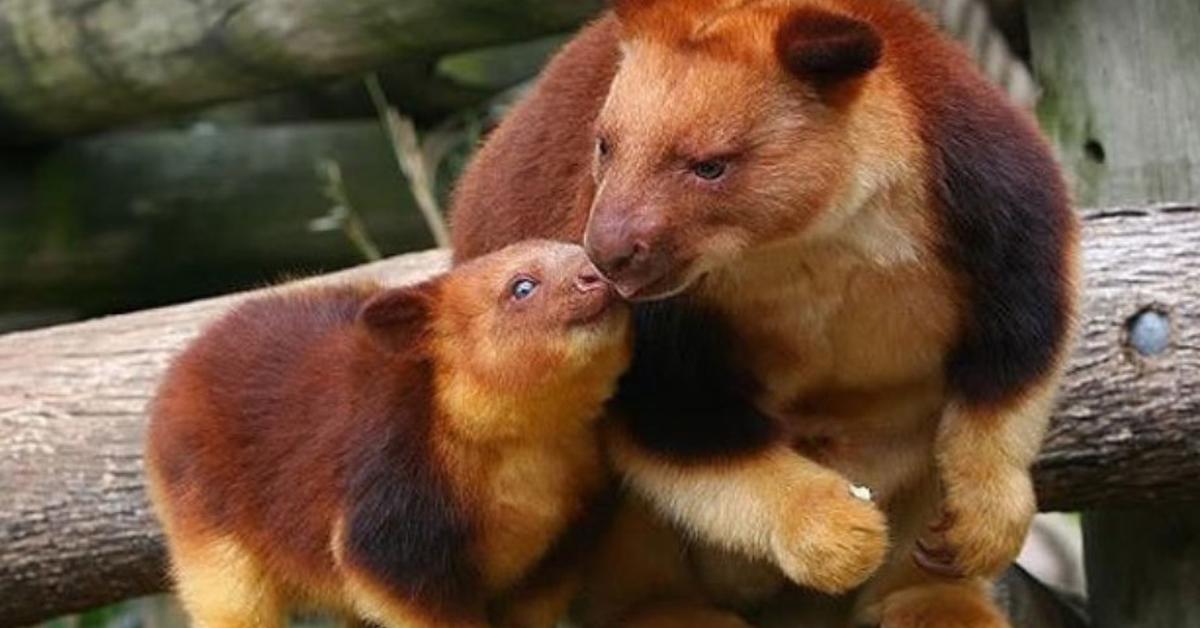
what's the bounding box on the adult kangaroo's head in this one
[585,0,889,300]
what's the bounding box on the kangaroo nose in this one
[574,266,607,293]
[591,240,649,279]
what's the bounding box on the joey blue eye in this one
[692,160,727,181]
[510,277,539,300]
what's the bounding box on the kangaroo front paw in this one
[770,479,888,593]
[916,472,1035,579]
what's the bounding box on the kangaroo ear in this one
[358,284,432,347]
[776,9,882,87]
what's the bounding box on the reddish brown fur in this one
[146,241,632,628]
[449,21,619,263]
[451,1,1078,626]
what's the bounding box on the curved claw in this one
[928,509,957,534]
[912,537,965,579]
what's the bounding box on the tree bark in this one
[1033,203,1200,510]
[1028,0,1200,208]
[0,0,602,137]
[0,0,1031,140]
[1028,0,1200,626]
[1,204,1198,624]
[0,250,447,627]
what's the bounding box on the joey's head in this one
[585,0,886,299]
[361,241,632,434]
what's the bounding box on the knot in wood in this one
[1128,308,1171,356]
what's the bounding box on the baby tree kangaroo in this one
[146,241,632,628]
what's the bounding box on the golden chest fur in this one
[440,431,606,591]
[703,225,959,502]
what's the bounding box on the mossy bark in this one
[1029,0,1200,208]
[0,0,601,137]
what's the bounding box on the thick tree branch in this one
[1034,203,1200,510]
[0,0,601,137]
[1,205,1197,624]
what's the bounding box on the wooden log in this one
[0,0,602,137]
[0,0,1032,141]
[1028,0,1200,626]
[1032,203,1200,509]
[0,202,1198,625]
[0,250,448,627]
[1029,0,1200,208]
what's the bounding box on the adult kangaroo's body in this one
[452,2,1079,625]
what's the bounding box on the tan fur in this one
[841,468,996,626]
[429,286,628,593]
[433,316,630,444]
[607,427,888,595]
[929,383,1060,577]
[878,582,1009,628]
[440,432,608,591]
[169,536,283,628]
[596,8,1068,619]
[146,456,287,628]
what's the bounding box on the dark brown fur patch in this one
[615,299,781,463]
[775,9,882,86]
[927,110,1075,407]
[880,9,1077,407]
[340,358,484,621]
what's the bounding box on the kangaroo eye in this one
[691,160,727,181]
[510,277,539,301]
[597,137,611,157]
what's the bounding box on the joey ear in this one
[775,9,882,87]
[358,284,432,346]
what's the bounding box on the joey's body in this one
[452,2,1079,626]
[146,241,632,628]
